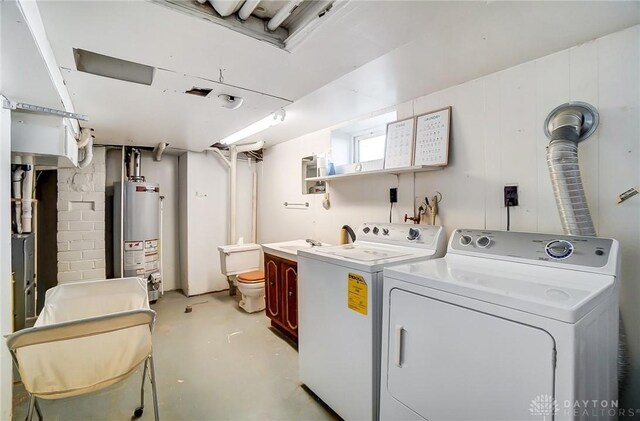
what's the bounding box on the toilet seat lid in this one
[237,270,265,283]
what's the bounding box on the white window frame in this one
[353,129,386,163]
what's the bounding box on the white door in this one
[386,289,555,421]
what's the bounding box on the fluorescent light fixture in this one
[221,109,286,145]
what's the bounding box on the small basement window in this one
[330,110,397,167]
[354,131,386,163]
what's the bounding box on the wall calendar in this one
[384,117,415,169]
[414,107,451,166]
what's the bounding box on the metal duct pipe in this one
[130,148,143,180]
[545,102,598,236]
[544,101,629,391]
[238,0,260,21]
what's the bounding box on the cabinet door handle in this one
[288,290,293,297]
[394,324,405,368]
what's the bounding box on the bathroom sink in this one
[261,240,327,262]
[280,244,314,251]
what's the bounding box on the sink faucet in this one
[306,239,321,247]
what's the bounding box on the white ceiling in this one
[245,1,640,147]
[4,1,639,151]
[1,1,63,111]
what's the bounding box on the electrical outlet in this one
[390,188,398,203]
[504,185,518,207]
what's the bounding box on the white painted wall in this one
[258,26,640,408]
[0,4,14,417]
[105,149,180,291]
[0,106,13,420]
[178,151,254,296]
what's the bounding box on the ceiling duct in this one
[154,0,348,51]
[73,48,155,85]
[185,87,213,97]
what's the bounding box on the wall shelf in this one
[305,165,443,182]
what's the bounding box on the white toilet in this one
[218,243,265,313]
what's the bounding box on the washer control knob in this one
[363,227,370,234]
[476,236,491,248]
[407,228,421,241]
[373,227,379,235]
[545,240,574,259]
[382,228,390,236]
[459,235,473,246]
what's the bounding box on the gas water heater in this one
[114,149,162,302]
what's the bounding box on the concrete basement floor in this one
[13,291,339,420]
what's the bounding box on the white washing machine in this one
[380,229,620,421]
[298,223,447,421]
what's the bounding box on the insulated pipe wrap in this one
[546,139,596,236]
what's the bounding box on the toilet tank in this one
[218,244,261,276]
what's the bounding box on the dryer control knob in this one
[363,227,370,234]
[545,240,574,259]
[373,227,379,235]
[476,236,491,248]
[382,228,390,236]
[459,235,473,246]
[407,228,421,241]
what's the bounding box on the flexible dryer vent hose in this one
[544,101,628,392]
[546,139,596,236]
[545,105,597,236]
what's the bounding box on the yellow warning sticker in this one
[348,272,368,315]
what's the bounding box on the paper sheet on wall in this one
[384,118,415,169]
[414,107,451,166]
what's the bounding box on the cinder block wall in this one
[56,147,106,283]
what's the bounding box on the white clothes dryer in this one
[380,229,620,421]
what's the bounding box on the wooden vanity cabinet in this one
[264,253,298,342]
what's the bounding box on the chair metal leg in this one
[140,359,148,409]
[149,354,160,421]
[133,359,149,419]
[25,394,35,421]
[34,399,43,421]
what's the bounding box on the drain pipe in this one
[251,164,257,244]
[208,140,264,244]
[12,167,24,234]
[77,128,95,169]
[21,156,34,233]
[545,102,598,236]
[232,141,264,244]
